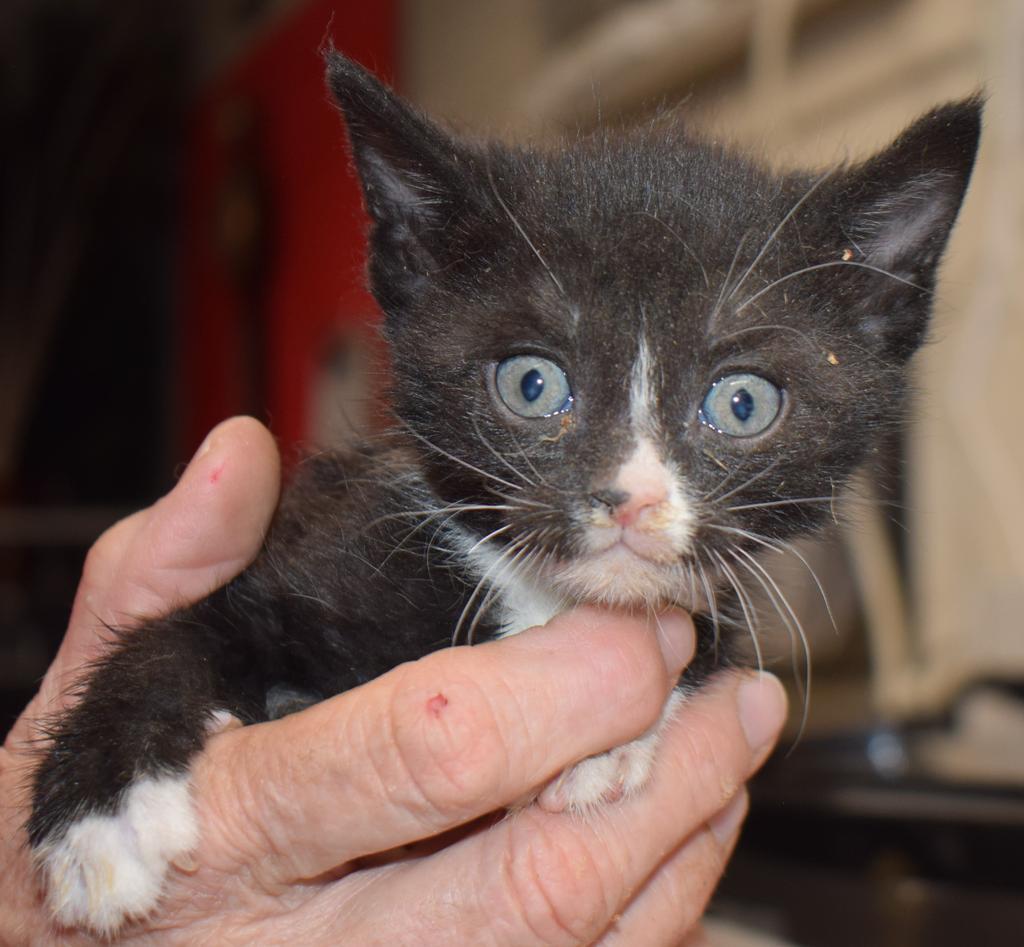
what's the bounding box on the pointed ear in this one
[325,50,480,312]
[841,97,982,278]
[828,97,982,357]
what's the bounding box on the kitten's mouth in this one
[586,524,682,566]
[547,534,703,610]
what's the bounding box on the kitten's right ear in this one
[325,50,477,311]
[823,96,982,360]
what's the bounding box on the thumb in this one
[101,415,281,628]
[20,416,281,728]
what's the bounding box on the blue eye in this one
[495,356,573,418]
[700,373,781,437]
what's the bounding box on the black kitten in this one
[28,51,980,932]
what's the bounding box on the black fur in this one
[29,51,980,883]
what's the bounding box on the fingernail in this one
[652,609,695,674]
[171,851,199,874]
[709,789,749,845]
[190,425,221,465]
[738,672,787,756]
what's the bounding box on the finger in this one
[596,791,748,946]
[97,415,280,628]
[17,417,280,731]
[326,671,785,946]
[191,607,696,884]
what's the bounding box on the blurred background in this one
[1,1,1021,944]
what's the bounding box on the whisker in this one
[649,607,681,669]
[710,548,763,674]
[702,464,738,502]
[695,552,721,663]
[465,523,514,557]
[686,562,698,620]
[725,494,902,515]
[365,503,515,531]
[725,497,836,513]
[709,458,782,506]
[709,228,751,326]
[378,502,514,567]
[706,523,840,636]
[465,583,501,646]
[632,211,710,289]
[451,537,526,646]
[734,259,928,315]
[725,168,835,308]
[713,322,821,350]
[492,491,552,510]
[773,538,840,636]
[504,428,551,488]
[385,510,465,569]
[733,547,811,745]
[398,422,523,493]
[486,163,566,297]
[471,415,537,488]
[467,538,549,645]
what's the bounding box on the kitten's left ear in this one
[832,97,982,356]
[325,49,482,312]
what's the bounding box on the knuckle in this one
[502,814,615,946]
[584,625,671,722]
[81,534,118,586]
[678,723,739,810]
[380,664,513,824]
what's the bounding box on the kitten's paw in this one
[34,775,197,934]
[538,739,658,813]
[537,689,684,813]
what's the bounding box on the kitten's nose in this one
[590,484,668,528]
[590,488,630,514]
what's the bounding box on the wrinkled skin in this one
[2,417,786,945]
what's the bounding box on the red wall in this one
[179,1,396,457]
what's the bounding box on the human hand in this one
[1,417,787,945]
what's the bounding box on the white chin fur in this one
[37,775,197,934]
[550,545,703,610]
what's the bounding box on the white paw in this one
[539,740,657,811]
[36,775,198,934]
[538,689,685,813]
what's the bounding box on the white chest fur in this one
[449,525,567,638]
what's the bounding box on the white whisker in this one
[451,537,526,646]
[472,415,538,488]
[465,523,514,557]
[733,547,811,745]
[725,168,835,308]
[726,497,836,514]
[710,548,763,674]
[486,163,566,297]
[709,228,751,326]
[734,259,927,315]
[633,210,710,289]
[505,428,551,488]
[399,423,523,493]
[708,458,782,505]
[706,523,839,638]
[695,552,721,662]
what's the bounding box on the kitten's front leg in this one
[28,615,243,934]
[538,689,684,812]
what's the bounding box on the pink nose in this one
[591,484,669,527]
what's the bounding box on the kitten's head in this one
[327,52,980,609]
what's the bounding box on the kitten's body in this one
[28,52,980,933]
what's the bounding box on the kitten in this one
[28,50,980,933]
